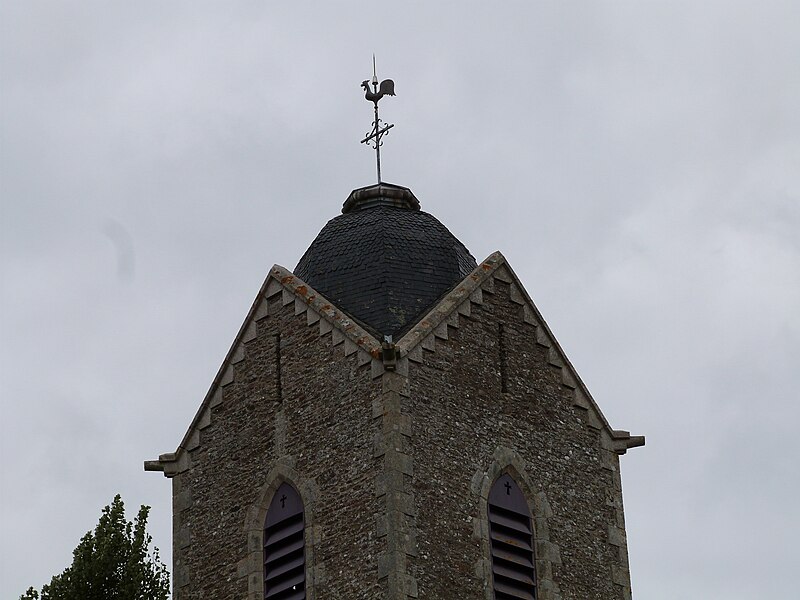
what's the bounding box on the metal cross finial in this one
[360,56,396,184]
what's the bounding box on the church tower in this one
[145,77,644,600]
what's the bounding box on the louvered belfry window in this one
[263,482,306,600]
[488,474,537,600]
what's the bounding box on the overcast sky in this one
[2,2,798,598]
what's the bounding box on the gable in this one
[394,251,644,454]
[144,265,385,477]
[145,253,643,477]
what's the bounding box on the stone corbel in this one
[143,451,187,478]
[611,430,646,455]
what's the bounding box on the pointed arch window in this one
[488,474,537,600]
[263,482,306,600]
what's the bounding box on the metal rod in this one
[374,103,381,183]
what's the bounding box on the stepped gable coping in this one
[144,265,383,476]
[395,251,644,451]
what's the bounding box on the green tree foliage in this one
[20,495,169,600]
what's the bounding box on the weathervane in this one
[360,56,395,184]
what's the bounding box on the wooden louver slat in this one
[264,483,306,600]
[489,474,537,600]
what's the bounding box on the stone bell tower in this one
[145,180,644,600]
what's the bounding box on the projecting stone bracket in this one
[144,451,190,478]
[610,430,646,455]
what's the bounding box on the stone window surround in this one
[241,458,324,600]
[472,446,562,600]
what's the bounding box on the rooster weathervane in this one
[360,56,395,184]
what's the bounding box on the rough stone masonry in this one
[146,184,644,600]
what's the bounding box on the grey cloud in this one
[2,2,798,598]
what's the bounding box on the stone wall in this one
[170,290,383,600]
[402,268,633,600]
[157,255,637,600]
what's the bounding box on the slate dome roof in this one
[294,183,477,338]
